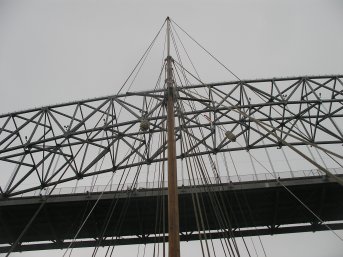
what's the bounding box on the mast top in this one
[166,16,171,58]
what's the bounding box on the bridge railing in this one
[18,167,343,198]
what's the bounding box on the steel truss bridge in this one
[1,75,343,253]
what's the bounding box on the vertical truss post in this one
[166,17,180,257]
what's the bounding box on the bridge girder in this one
[0,174,343,252]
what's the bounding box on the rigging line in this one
[281,148,294,177]
[218,236,230,257]
[125,29,157,93]
[100,121,163,255]
[152,131,165,257]
[108,242,116,257]
[162,110,167,257]
[170,27,193,87]
[214,154,222,180]
[176,92,243,257]
[314,146,329,169]
[175,101,208,257]
[176,96,220,257]
[136,244,141,257]
[148,105,167,257]
[146,156,150,187]
[103,103,165,256]
[174,68,226,184]
[251,112,277,177]
[113,25,166,131]
[104,239,112,257]
[141,112,167,255]
[248,154,258,181]
[182,124,241,257]
[91,174,136,256]
[67,200,92,257]
[90,162,144,257]
[170,22,201,80]
[100,165,144,257]
[180,102,250,257]
[115,34,165,123]
[90,137,107,192]
[62,175,115,256]
[182,139,213,257]
[146,61,167,111]
[170,28,215,125]
[117,19,166,95]
[5,160,75,257]
[6,202,45,257]
[229,152,240,181]
[181,158,185,185]
[174,66,215,157]
[142,73,167,166]
[306,145,322,168]
[234,140,343,243]
[194,155,243,257]
[169,38,208,108]
[92,133,150,256]
[142,243,147,257]
[175,62,247,257]
[146,34,168,111]
[116,55,166,130]
[191,154,224,257]
[161,29,168,67]
[217,129,268,257]
[323,151,343,169]
[171,19,241,81]
[110,104,119,190]
[63,134,143,256]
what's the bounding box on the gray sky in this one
[0,0,343,256]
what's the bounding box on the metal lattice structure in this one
[1,75,343,198]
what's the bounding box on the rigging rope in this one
[171,19,241,81]
[174,69,249,257]
[169,32,271,255]
[5,143,86,257]
[168,37,343,246]
[117,20,166,95]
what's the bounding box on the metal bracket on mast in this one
[165,56,175,96]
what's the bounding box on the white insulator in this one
[140,119,150,131]
[225,131,236,142]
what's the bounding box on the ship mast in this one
[166,17,180,257]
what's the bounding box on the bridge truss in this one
[0,75,343,198]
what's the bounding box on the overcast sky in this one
[0,0,343,256]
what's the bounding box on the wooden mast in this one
[166,17,180,257]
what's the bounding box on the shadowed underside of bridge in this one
[0,175,343,252]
